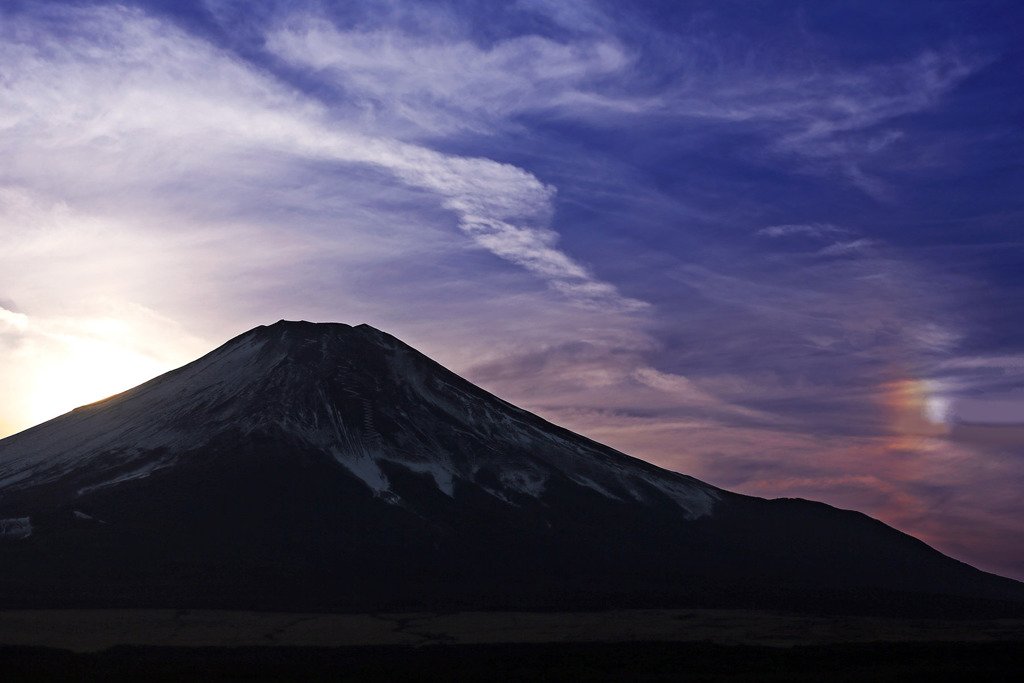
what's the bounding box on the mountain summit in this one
[1,321,1021,612]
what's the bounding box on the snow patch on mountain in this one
[499,468,547,497]
[571,475,622,501]
[76,459,174,496]
[0,517,31,539]
[331,446,390,495]
[398,460,456,496]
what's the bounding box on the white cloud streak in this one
[266,10,979,196]
[815,238,877,256]
[266,18,631,136]
[0,6,638,315]
[757,223,848,238]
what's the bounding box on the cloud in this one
[728,53,972,193]
[0,4,641,318]
[652,235,980,443]
[558,402,1024,580]
[514,0,611,35]
[757,223,849,239]
[462,334,784,451]
[631,367,778,422]
[815,238,877,257]
[659,49,978,193]
[266,8,980,198]
[938,355,1024,371]
[924,353,1024,428]
[951,397,1024,425]
[265,16,633,136]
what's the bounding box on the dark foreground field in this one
[4,641,1024,682]
[2,610,1023,681]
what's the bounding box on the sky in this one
[1,0,1023,580]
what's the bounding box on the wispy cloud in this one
[655,237,973,440]
[514,2,981,193]
[757,222,848,238]
[816,238,877,256]
[266,18,632,136]
[0,5,639,314]
[0,3,652,434]
[659,50,978,195]
[553,402,1024,580]
[465,336,782,434]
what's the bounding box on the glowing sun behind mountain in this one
[25,330,168,427]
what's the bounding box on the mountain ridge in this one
[1,320,1022,614]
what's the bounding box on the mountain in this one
[1,320,1022,613]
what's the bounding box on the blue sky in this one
[1,0,1023,579]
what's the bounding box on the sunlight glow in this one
[25,333,169,427]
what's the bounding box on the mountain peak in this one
[228,320,396,361]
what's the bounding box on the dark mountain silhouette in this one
[1,320,1021,613]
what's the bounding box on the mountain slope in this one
[1,320,1021,612]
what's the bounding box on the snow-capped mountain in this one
[1,320,1021,611]
[0,321,716,517]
